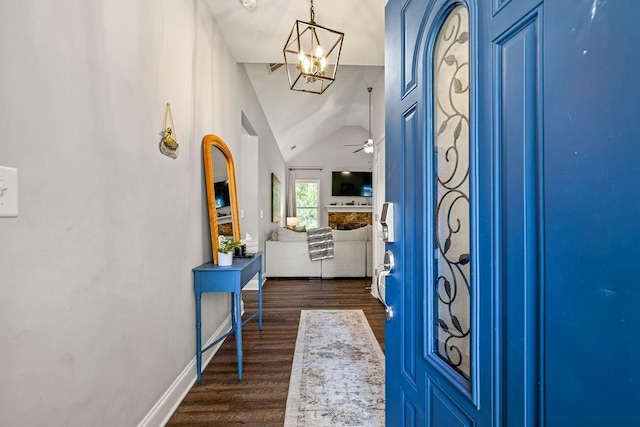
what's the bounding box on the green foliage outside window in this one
[296,181,319,229]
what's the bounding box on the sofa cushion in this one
[272,226,308,241]
[271,224,373,242]
[265,236,372,278]
[265,240,322,277]
[321,241,366,278]
[332,224,372,241]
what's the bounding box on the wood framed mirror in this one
[203,134,241,264]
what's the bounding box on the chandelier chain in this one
[368,87,372,139]
[310,0,315,23]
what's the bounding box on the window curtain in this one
[286,168,297,218]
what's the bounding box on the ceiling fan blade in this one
[353,147,365,153]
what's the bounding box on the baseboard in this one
[137,315,232,427]
[241,274,266,291]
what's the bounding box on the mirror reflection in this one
[203,134,240,264]
[212,147,234,237]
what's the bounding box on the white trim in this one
[137,315,232,427]
[324,205,373,212]
[243,278,259,291]
[242,273,266,291]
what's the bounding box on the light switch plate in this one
[0,166,18,217]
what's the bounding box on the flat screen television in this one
[214,180,230,208]
[331,171,373,197]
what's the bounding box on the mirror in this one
[203,134,241,264]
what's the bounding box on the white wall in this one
[370,72,386,295]
[288,126,371,226]
[239,130,259,243]
[0,1,283,426]
[238,66,287,253]
[371,75,386,147]
[287,75,385,228]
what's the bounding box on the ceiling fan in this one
[346,87,374,154]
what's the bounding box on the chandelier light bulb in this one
[315,45,323,58]
[320,57,327,70]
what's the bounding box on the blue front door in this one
[385,0,640,425]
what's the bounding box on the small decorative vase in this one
[234,244,247,257]
[218,252,233,266]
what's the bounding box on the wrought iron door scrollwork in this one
[433,5,471,380]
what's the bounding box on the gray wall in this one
[0,1,283,425]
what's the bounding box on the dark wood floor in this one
[167,278,386,426]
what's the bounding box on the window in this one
[433,5,471,380]
[295,179,320,229]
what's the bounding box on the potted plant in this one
[217,237,242,266]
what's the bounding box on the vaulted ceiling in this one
[205,0,386,162]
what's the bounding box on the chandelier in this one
[283,0,344,94]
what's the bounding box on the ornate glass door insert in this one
[433,5,471,380]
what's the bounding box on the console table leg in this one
[230,292,236,329]
[195,292,202,382]
[234,291,243,380]
[258,269,263,330]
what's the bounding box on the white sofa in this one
[265,225,373,278]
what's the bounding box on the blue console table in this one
[193,252,263,381]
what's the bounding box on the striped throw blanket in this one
[306,227,334,261]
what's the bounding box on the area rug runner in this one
[284,310,385,426]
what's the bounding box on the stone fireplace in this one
[328,212,372,230]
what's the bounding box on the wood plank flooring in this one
[167,278,385,426]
